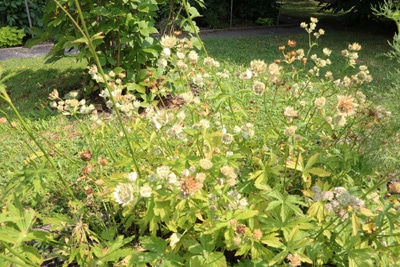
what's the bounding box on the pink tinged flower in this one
[337,95,356,115]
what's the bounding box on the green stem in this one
[182,0,208,57]
[0,93,77,200]
[57,0,142,179]
[1,242,39,267]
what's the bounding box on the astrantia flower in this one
[157,165,171,179]
[337,95,356,115]
[139,184,152,198]
[48,89,59,101]
[127,171,138,182]
[268,63,281,82]
[114,184,134,206]
[221,165,237,179]
[160,35,177,48]
[253,81,265,95]
[314,97,326,110]
[239,69,252,80]
[188,50,198,61]
[348,42,362,51]
[199,158,213,170]
[241,123,255,139]
[284,125,297,136]
[221,132,234,144]
[180,177,202,198]
[287,253,301,267]
[157,58,168,68]
[161,47,171,57]
[283,106,299,122]
[250,60,267,75]
[253,229,263,240]
[323,48,332,56]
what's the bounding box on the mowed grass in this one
[0,57,86,119]
[203,28,395,93]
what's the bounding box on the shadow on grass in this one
[1,65,86,119]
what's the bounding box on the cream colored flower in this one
[48,89,59,101]
[139,184,152,198]
[284,125,297,136]
[250,59,267,75]
[253,81,265,95]
[114,184,134,206]
[323,48,332,56]
[239,69,252,80]
[348,42,362,51]
[160,35,177,48]
[127,171,138,182]
[314,97,326,110]
[199,158,213,170]
[287,253,301,267]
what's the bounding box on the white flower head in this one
[114,184,134,206]
[140,184,152,198]
[127,171,138,182]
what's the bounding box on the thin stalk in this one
[182,0,208,57]
[1,242,39,267]
[56,0,142,179]
[0,93,77,200]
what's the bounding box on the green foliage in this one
[373,0,400,62]
[0,26,25,48]
[1,4,400,267]
[317,0,383,21]
[194,0,279,28]
[28,0,161,83]
[0,0,46,31]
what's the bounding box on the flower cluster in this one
[312,185,365,220]
[113,171,154,206]
[48,89,95,115]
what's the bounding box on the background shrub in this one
[0,0,47,32]
[0,26,25,48]
[194,0,279,28]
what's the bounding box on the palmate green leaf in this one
[93,235,133,260]
[348,248,376,267]
[140,236,167,254]
[308,167,331,177]
[189,252,227,267]
[250,242,274,260]
[234,209,259,220]
[307,201,327,222]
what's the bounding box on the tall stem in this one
[56,0,143,179]
[0,92,77,200]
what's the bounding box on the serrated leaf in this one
[234,210,259,220]
[307,201,326,222]
[139,236,167,253]
[308,167,331,177]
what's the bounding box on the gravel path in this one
[0,18,304,61]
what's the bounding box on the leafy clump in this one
[0,26,25,48]
[0,1,399,266]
